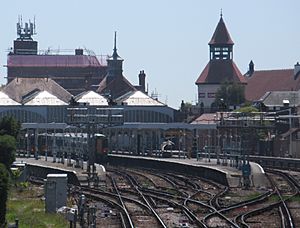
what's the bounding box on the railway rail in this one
[23,157,300,227]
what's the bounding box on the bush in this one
[0,135,16,170]
[0,163,9,226]
[0,116,21,139]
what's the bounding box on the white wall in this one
[197,84,220,108]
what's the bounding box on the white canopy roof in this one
[116,91,164,106]
[76,91,108,106]
[0,91,20,105]
[24,90,67,106]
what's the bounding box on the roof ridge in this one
[254,68,293,72]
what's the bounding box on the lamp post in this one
[45,129,48,161]
[25,132,30,158]
[34,128,39,160]
[276,101,293,157]
[216,131,220,165]
[52,130,57,163]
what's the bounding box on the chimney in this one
[247,60,254,77]
[75,49,83,55]
[294,62,300,79]
[138,70,146,93]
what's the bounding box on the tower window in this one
[199,93,205,98]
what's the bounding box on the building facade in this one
[6,19,107,95]
[195,15,246,109]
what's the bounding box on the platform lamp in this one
[283,99,292,157]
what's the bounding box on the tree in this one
[214,82,245,108]
[0,116,21,138]
[0,135,16,170]
[0,163,9,226]
[0,117,20,227]
[236,106,259,113]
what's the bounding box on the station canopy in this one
[75,91,108,106]
[116,91,165,106]
[23,90,67,105]
[0,91,20,105]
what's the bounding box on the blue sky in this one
[1,1,299,108]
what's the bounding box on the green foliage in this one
[11,169,21,181]
[236,106,259,113]
[7,185,68,228]
[0,163,9,226]
[0,135,16,169]
[0,116,21,139]
[183,102,193,108]
[10,168,29,191]
[215,82,245,107]
[18,182,29,190]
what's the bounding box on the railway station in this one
[2,9,300,228]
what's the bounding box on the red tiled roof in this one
[195,59,246,84]
[191,113,218,124]
[7,55,107,67]
[209,17,234,45]
[245,69,300,101]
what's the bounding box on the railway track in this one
[26,163,300,227]
[265,169,298,228]
[229,168,298,228]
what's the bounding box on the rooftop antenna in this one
[146,83,149,94]
[33,16,36,34]
[16,16,36,40]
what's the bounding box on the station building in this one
[1,25,176,125]
[6,19,107,96]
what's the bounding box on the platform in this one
[109,154,269,189]
[16,155,269,188]
[15,157,105,184]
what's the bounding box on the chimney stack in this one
[294,62,300,79]
[248,60,254,77]
[138,70,146,93]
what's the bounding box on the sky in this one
[1,1,299,109]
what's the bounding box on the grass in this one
[269,194,294,202]
[288,195,300,202]
[6,184,69,228]
[245,192,263,201]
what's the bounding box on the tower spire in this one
[112,31,120,60]
[114,31,117,54]
[208,15,234,60]
[107,31,123,80]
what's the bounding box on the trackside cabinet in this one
[45,174,68,213]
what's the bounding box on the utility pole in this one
[66,101,124,186]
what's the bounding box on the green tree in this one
[236,106,259,113]
[214,82,245,108]
[0,116,21,138]
[0,135,16,170]
[0,163,9,226]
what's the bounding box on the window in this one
[208,93,216,98]
[199,93,205,98]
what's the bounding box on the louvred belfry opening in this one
[209,15,234,60]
